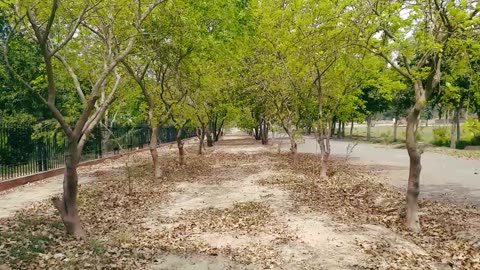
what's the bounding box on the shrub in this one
[462,119,480,146]
[432,127,449,147]
[456,140,470,149]
[379,131,392,144]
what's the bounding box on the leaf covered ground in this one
[0,135,479,269]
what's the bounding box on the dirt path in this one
[2,132,477,269]
[146,133,428,269]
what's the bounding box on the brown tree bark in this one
[350,118,354,138]
[393,116,399,142]
[450,108,459,149]
[366,115,372,141]
[261,119,269,145]
[206,125,214,147]
[149,125,162,178]
[337,121,342,138]
[405,80,430,233]
[316,125,331,179]
[282,122,297,154]
[214,119,225,142]
[405,109,421,232]
[254,125,261,140]
[176,128,185,165]
[456,108,461,141]
[197,126,206,155]
[52,140,85,239]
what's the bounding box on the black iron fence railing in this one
[0,124,194,181]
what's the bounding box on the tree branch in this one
[54,54,87,105]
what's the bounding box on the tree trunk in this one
[254,124,261,140]
[215,119,224,142]
[283,124,297,154]
[405,80,429,233]
[337,121,342,138]
[456,108,461,141]
[366,115,372,141]
[405,109,421,232]
[289,134,297,154]
[316,125,331,179]
[450,109,458,149]
[149,125,162,178]
[350,118,354,138]
[197,126,206,155]
[206,123,214,147]
[393,116,399,142]
[176,128,185,165]
[261,119,269,145]
[52,140,85,239]
[331,119,336,136]
[341,122,345,138]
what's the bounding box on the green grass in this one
[351,125,436,144]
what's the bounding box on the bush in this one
[462,119,480,146]
[432,127,449,147]
[379,131,392,144]
[416,129,423,142]
[456,140,470,149]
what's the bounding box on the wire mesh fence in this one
[0,124,194,181]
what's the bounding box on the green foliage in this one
[462,119,480,145]
[432,127,450,147]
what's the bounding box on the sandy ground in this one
[146,132,428,269]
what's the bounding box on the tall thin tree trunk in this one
[283,124,297,154]
[261,119,269,145]
[331,119,336,136]
[206,125,214,147]
[405,80,429,233]
[456,108,461,141]
[254,124,261,140]
[350,118,354,138]
[366,115,372,141]
[393,116,399,142]
[405,109,421,232]
[450,108,459,149]
[288,131,297,154]
[215,119,224,142]
[176,128,185,165]
[149,125,162,178]
[316,125,331,179]
[197,126,206,155]
[52,140,85,239]
[337,121,342,138]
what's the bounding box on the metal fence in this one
[0,124,193,181]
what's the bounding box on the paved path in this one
[297,137,480,206]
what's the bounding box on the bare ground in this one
[0,133,479,269]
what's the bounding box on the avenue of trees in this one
[1,0,479,237]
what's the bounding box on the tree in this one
[355,0,479,231]
[3,0,164,238]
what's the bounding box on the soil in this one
[2,131,473,269]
